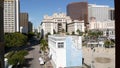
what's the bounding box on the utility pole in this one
[0,0,4,68]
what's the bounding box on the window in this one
[58,42,64,48]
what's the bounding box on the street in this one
[21,37,52,68]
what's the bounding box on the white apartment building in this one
[88,4,113,21]
[89,20,115,39]
[48,35,82,68]
[41,13,72,35]
[67,20,85,34]
[4,0,20,33]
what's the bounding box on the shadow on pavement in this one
[26,47,35,51]
[20,58,34,68]
[83,62,91,68]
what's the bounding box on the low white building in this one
[67,20,85,34]
[48,35,82,68]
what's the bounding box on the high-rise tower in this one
[67,2,88,25]
[4,0,20,33]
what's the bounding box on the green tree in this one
[40,39,48,66]
[77,29,83,36]
[40,39,48,54]
[66,32,70,35]
[72,31,75,35]
[28,32,35,39]
[88,30,103,40]
[104,40,114,48]
[45,32,51,40]
[37,32,40,38]
[5,33,28,48]
[76,29,80,35]
[6,50,28,67]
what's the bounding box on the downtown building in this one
[41,13,85,36]
[67,2,88,25]
[88,4,114,21]
[48,35,82,68]
[89,18,115,39]
[41,13,72,35]
[4,0,20,33]
[28,21,33,32]
[20,13,29,34]
[67,2,114,23]
[67,20,85,34]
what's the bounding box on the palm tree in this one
[40,39,48,58]
[40,39,48,67]
[72,31,75,35]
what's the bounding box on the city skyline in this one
[20,0,114,28]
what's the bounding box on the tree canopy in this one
[6,50,28,66]
[4,33,28,48]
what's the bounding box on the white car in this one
[39,57,44,65]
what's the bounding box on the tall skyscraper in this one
[88,4,110,21]
[4,0,20,33]
[28,21,33,32]
[20,13,28,34]
[67,2,88,24]
[0,0,4,68]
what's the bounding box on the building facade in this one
[4,0,20,33]
[20,13,28,34]
[67,20,85,34]
[48,35,82,68]
[89,20,115,39]
[109,8,115,20]
[88,4,114,21]
[67,2,88,24]
[41,13,72,35]
[28,21,33,32]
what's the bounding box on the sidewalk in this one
[82,47,115,68]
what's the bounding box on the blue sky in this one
[20,0,114,28]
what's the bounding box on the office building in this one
[67,2,88,24]
[28,21,33,32]
[20,13,28,34]
[4,0,20,33]
[88,4,111,21]
[48,35,82,68]
[67,20,85,34]
[41,13,72,35]
[109,8,115,20]
[0,0,4,68]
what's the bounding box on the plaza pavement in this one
[82,46,115,68]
